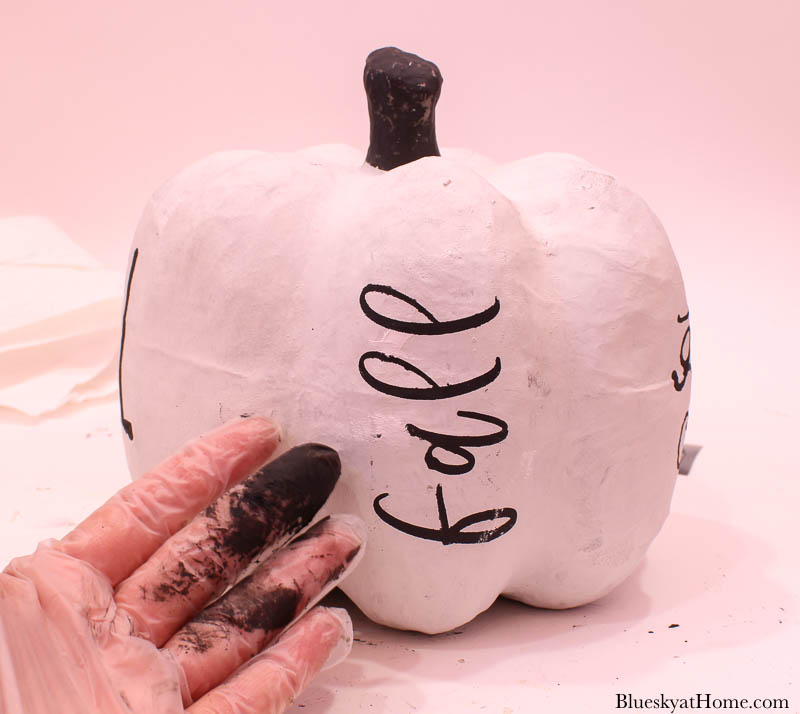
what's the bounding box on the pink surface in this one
[1,1,798,712]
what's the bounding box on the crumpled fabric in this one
[0,216,122,419]
[0,417,364,713]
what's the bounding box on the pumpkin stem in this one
[364,47,442,171]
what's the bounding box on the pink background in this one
[2,0,797,270]
[2,2,798,712]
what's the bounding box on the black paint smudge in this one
[149,444,340,603]
[172,519,360,653]
[215,443,340,560]
[193,584,301,635]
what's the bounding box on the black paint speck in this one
[173,623,212,653]
[327,545,362,583]
[154,559,213,601]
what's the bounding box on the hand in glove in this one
[0,417,366,713]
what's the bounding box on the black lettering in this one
[406,411,509,475]
[119,248,139,440]
[359,282,514,544]
[360,284,500,335]
[677,410,689,471]
[671,311,691,392]
[358,351,501,400]
[373,485,517,545]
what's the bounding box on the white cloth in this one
[0,216,122,419]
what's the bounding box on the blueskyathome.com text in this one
[616,693,789,712]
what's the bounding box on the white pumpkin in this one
[119,48,691,633]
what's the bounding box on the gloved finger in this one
[185,606,353,714]
[114,443,341,646]
[164,513,366,703]
[59,416,281,586]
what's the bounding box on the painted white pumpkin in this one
[119,48,691,633]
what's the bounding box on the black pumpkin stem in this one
[364,47,442,171]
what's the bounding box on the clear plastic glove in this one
[0,417,366,713]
